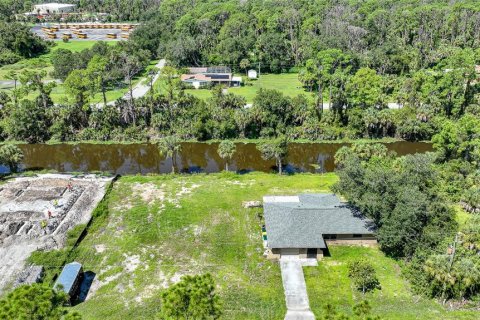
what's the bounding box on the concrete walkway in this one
[280,256,316,320]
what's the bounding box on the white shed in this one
[247,69,258,79]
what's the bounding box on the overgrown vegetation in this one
[24,173,477,319]
[0,21,49,66]
[333,141,480,304]
[158,273,222,320]
[0,1,479,143]
[347,260,381,295]
[0,283,82,319]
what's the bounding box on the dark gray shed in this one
[54,262,83,302]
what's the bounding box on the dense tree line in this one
[130,0,480,73]
[0,1,479,144]
[0,21,49,66]
[0,62,478,144]
[2,0,160,21]
[333,141,480,301]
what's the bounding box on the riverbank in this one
[1,136,424,146]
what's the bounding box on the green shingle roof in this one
[263,194,375,249]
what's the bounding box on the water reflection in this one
[15,142,433,175]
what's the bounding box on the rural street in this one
[123,59,166,100]
[280,256,316,320]
[94,58,165,108]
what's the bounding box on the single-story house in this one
[54,261,83,304]
[263,194,376,260]
[33,3,76,14]
[181,66,242,89]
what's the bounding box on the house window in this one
[353,234,362,238]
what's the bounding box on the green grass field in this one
[305,246,478,319]
[50,41,105,53]
[0,42,156,104]
[26,172,479,319]
[155,73,314,103]
[0,41,109,82]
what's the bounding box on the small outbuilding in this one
[247,69,258,79]
[263,194,375,261]
[231,76,242,87]
[54,262,83,304]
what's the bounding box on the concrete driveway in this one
[280,256,316,320]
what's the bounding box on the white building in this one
[247,69,258,79]
[33,3,76,14]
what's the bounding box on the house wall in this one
[266,248,324,261]
[325,234,377,246]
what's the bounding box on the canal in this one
[10,141,434,175]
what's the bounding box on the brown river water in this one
[9,141,433,175]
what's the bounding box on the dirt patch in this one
[87,271,122,300]
[324,261,343,266]
[133,182,166,205]
[123,254,141,273]
[94,244,106,253]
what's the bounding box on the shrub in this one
[348,260,381,294]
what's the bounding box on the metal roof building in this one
[33,3,76,14]
[263,194,375,259]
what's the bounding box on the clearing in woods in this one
[26,173,478,319]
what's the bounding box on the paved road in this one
[95,59,165,108]
[280,256,316,320]
[0,79,61,90]
[123,59,165,100]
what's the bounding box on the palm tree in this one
[0,144,24,173]
[217,140,236,171]
[257,136,289,174]
[158,136,182,173]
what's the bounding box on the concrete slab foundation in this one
[0,174,113,293]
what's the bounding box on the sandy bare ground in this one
[0,174,113,294]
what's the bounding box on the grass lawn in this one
[156,73,315,103]
[50,40,106,53]
[32,172,335,319]
[26,172,479,319]
[0,41,108,82]
[305,246,478,319]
